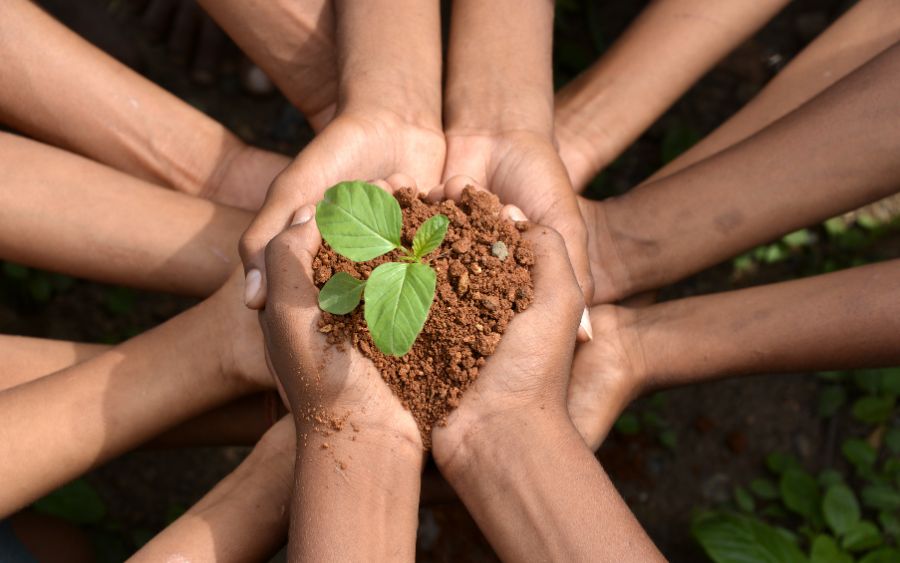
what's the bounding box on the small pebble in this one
[491,241,509,261]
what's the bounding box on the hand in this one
[258,197,422,448]
[566,305,649,452]
[240,111,445,308]
[576,195,640,305]
[203,269,273,391]
[203,143,290,211]
[432,219,584,468]
[442,131,595,308]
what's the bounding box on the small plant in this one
[315,181,449,357]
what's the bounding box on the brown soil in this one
[313,187,535,448]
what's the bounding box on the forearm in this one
[132,418,294,563]
[556,0,788,188]
[0,0,252,198]
[634,260,900,391]
[0,335,105,390]
[445,0,555,135]
[291,422,422,561]
[198,0,337,131]
[0,133,247,297]
[333,0,441,129]
[598,42,900,297]
[649,0,900,182]
[441,411,662,561]
[0,299,254,517]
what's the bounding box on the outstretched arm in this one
[556,0,790,189]
[0,133,248,297]
[0,274,270,518]
[570,259,900,450]
[0,0,289,210]
[131,418,294,563]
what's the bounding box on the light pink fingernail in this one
[578,307,594,342]
[244,269,262,306]
[507,205,528,222]
[291,205,315,226]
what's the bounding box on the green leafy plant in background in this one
[693,367,900,563]
[316,181,449,357]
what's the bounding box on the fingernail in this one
[244,269,262,306]
[507,205,528,222]
[578,307,593,342]
[291,205,315,226]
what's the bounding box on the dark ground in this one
[3,0,897,561]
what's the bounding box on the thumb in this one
[262,204,322,313]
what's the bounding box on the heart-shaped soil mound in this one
[313,187,535,448]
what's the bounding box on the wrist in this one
[444,85,554,139]
[580,198,639,303]
[433,406,572,483]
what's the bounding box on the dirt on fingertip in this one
[313,187,535,448]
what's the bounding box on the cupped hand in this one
[431,219,585,467]
[258,197,422,448]
[240,112,445,309]
[442,130,595,308]
[566,305,649,452]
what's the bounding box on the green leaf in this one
[854,370,884,395]
[825,217,848,237]
[412,214,449,259]
[809,535,853,563]
[852,396,895,424]
[819,470,845,488]
[751,478,780,500]
[363,262,436,356]
[768,452,802,475]
[859,547,900,563]
[318,272,366,314]
[861,485,900,511]
[734,486,756,513]
[818,385,847,418]
[843,439,877,468]
[841,521,882,552]
[885,428,900,455]
[878,511,900,538]
[781,469,821,520]
[613,412,640,435]
[692,511,808,563]
[783,229,814,248]
[316,181,402,261]
[880,367,900,395]
[33,478,106,524]
[823,484,861,536]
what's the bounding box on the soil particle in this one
[313,187,535,448]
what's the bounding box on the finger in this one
[369,179,392,192]
[385,173,417,193]
[263,204,321,311]
[534,192,596,309]
[500,204,528,223]
[517,225,584,337]
[441,174,481,202]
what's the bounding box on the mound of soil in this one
[313,187,535,448]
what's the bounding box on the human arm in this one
[0,0,289,210]
[582,41,900,304]
[432,222,661,561]
[569,259,900,450]
[240,0,445,308]
[442,0,595,306]
[0,133,248,297]
[130,417,294,563]
[259,195,424,560]
[0,273,270,518]
[197,0,337,132]
[555,0,789,189]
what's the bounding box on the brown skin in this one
[0,0,288,210]
[260,192,422,561]
[239,0,445,310]
[0,133,247,297]
[580,41,900,305]
[569,259,900,451]
[131,417,295,563]
[0,272,269,518]
[431,224,663,562]
[443,0,594,305]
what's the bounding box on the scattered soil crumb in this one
[314,187,535,448]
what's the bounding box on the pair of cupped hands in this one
[227,109,640,456]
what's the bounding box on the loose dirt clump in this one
[313,187,535,448]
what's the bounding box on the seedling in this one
[315,181,449,357]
